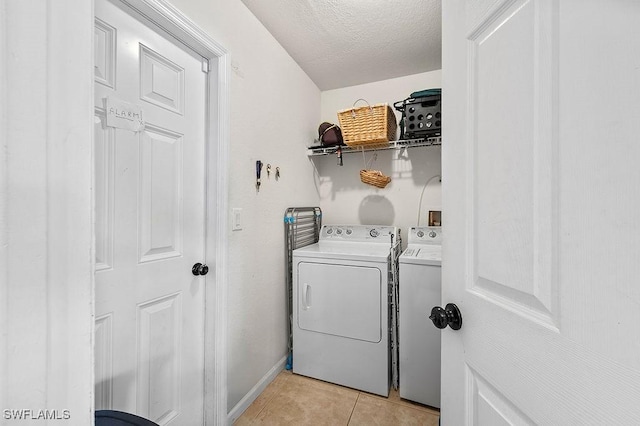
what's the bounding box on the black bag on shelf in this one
[318,122,344,147]
[394,89,441,140]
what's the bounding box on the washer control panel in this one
[408,226,442,245]
[321,225,398,243]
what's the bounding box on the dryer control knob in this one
[346,229,353,235]
[417,230,425,238]
[370,229,379,238]
[429,231,437,238]
[326,228,333,235]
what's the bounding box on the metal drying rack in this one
[284,207,322,368]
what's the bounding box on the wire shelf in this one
[307,136,442,157]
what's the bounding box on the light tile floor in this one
[234,370,440,425]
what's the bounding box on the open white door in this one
[94,0,208,424]
[441,0,640,424]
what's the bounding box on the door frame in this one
[94,0,230,424]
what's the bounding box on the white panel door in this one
[442,0,640,424]
[94,0,207,424]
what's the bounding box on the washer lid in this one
[293,241,391,262]
[400,245,442,266]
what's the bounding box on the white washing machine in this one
[399,226,442,408]
[292,225,399,397]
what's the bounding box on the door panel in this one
[469,0,557,327]
[139,44,185,114]
[94,313,114,411]
[297,262,382,343]
[137,293,182,424]
[95,108,115,272]
[94,1,207,424]
[94,17,116,89]
[138,125,184,263]
[442,0,640,424]
[467,367,534,426]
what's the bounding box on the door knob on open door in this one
[192,263,209,276]
[430,303,463,330]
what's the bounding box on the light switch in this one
[232,208,242,231]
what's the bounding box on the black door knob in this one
[192,263,209,276]
[430,303,463,330]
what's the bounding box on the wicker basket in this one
[338,99,397,146]
[360,169,391,189]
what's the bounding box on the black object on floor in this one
[95,410,159,426]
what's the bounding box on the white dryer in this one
[292,225,399,397]
[399,226,442,408]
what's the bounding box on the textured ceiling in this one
[240,0,442,91]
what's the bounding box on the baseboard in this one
[227,355,287,424]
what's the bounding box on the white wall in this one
[167,0,321,414]
[318,71,443,245]
[1,1,94,424]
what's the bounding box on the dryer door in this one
[297,262,382,343]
